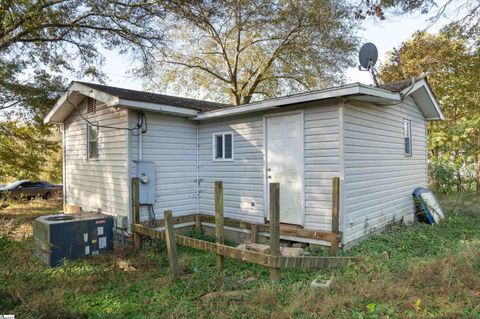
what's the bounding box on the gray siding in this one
[343,98,428,244]
[304,102,341,231]
[198,114,265,223]
[64,99,129,216]
[198,101,340,232]
[131,111,197,221]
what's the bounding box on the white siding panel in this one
[343,100,428,244]
[198,102,341,231]
[130,112,197,221]
[304,103,340,232]
[64,99,129,216]
[198,114,265,223]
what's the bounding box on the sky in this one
[98,2,458,92]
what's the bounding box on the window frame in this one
[212,131,234,162]
[403,118,412,156]
[87,122,99,160]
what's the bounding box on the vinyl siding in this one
[198,101,340,232]
[130,111,197,221]
[303,102,341,231]
[64,99,129,216]
[198,114,265,223]
[343,98,428,244]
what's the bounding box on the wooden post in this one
[250,224,258,243]
[331,177,340,256]
[215,181,225,270]
[195,214,202,232]
[164,210,180,279]
[132,177,141,248]
[269,183,280,282]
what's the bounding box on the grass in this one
[0,195,479,318]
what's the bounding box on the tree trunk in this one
[476,133,480,193]
[456,170,463,193]
[230,91,241,105]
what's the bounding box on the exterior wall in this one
[64,99,129,217]
[198,114,265,223]
[130,111,197,221]
[198,101,340,232]
[303,101,341,231]
[343,97,428,245]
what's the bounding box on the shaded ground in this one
[0,195,479,318]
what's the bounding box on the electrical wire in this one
[65,93,147,136]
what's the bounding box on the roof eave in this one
[192,84,401,120]
[44,82,199,124]
[44,82,121,124]
[401,78,444,121]
[118,98,199,116]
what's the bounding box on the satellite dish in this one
[359,43,378,70]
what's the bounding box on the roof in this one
[44,78,444,124]
[75,81,230,112]
[378,79,415,92]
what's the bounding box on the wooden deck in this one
[131,177,356,281]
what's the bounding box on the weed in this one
[0,196,479,318]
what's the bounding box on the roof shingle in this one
[75,81,231,112]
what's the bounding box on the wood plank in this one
[276,255,354,268]
[215,181,225,270]
[64,204,81,214]
[331,177,340,256]
[164,210,180,279]
[269,183,280,282]
[250,224,258,243]
[133,224,355,269]
[195,214,201,231]
[199,214,336,241]
[142,214,196,228]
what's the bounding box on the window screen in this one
[224,134,233,159]
[87,123,99,159]
[404,119,412,156]
[215,135,223,159]
[213,132,234,161]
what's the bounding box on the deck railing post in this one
[164,210,180,279]
[195,214,202,232]
[132,177,141,248]
[215,181,224,270]
[331,177,340,256]
[269,182,280,282]
[250,224,258,243]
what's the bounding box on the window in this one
[403,119,412,156]
[213,132,234,161]
[87,97,96,113]
[87,123,99,159]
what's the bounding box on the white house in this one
[45,78,443,247]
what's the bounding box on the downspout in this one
[61,124,66,210]
[138,112,143,162]
[196,121,200,215]
[338,98,346,247]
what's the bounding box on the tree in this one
[149,0,359,105]
[354,0,479,43]
[378,30,480,192]
[0,0,166,182]
[1,0,166,120]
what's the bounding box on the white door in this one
[266,113,303,225]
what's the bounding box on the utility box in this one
[136,161,156,204]
[33,213,114,267]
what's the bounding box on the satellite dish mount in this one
[358,42,379,87]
